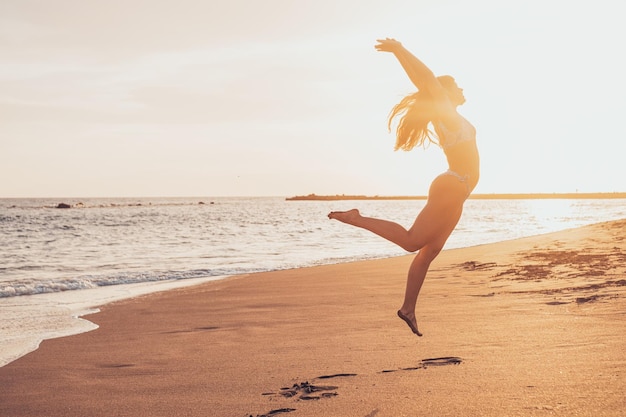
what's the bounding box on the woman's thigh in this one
[407,175,466,249]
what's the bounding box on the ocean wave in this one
[0,268,271,298]
[2,197,625,300]
[0,251,399,298]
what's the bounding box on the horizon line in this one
[286,192,626,201]
[2,191,626,200]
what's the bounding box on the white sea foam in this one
[0,275,227,367]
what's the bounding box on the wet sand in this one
[1,219,625,416]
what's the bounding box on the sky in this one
[1,0,625,197]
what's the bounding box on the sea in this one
[1,196,625,367]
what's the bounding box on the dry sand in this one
[1,219,625,417]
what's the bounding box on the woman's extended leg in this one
[328,209,424,252]
[328,200,459,252]
[328,175,466,253]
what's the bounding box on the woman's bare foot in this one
[327,209,361,225]
[397,310,423,337]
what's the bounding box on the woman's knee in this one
[419,244,444,261]
[402,238,426,253]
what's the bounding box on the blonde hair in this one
[387,75,455,151]
[387,91,438,151]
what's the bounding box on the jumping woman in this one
[328,38,480,337]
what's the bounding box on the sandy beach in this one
[1,219,625,417]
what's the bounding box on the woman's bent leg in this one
[397,245,440,335]
[398,205,463,336]
[402,248,437,311]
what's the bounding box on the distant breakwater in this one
[286,192,626,201]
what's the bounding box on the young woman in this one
[328,38,480,337]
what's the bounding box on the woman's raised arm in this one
[375,38,448,101]
[376,38,462,130]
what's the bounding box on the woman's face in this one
[445,81,466,106]
[439,76,466,106]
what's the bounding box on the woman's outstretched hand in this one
[375,38,403,52]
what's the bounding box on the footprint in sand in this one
[277,381,340,399]
[421,357,463,367]
[316,373,358,379]
[382,356,463,373]
[253,360,460,416]
[160,326,219,334]
[98,363,135,368]
[546,300,569,305]
[250,408,296,417]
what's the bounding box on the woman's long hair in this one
[387,90,438,151]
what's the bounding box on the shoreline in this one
[1,219,625,416]
[2,217,622,368]
[0,275,229,368]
